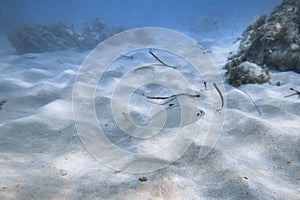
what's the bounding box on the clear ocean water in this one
[0,0,281,39]
[2,1,300,199]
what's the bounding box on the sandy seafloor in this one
[0,34,299,200]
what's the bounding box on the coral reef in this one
[225,0,300,78]
[7,19,124,54]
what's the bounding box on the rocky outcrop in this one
[7,19,124,54]
[227,61,271,87]
[225,0,300,77]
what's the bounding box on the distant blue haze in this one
[0,0,282,39]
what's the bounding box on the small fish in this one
[146,93,200,100]
[145,91,200,106]
[204,81,208,90]
[133,63,164,72]
[150,104,205,128]
[134,65,155,72]
[213,83,224,112]
[233,37,242,44]
[203,50,212,54]
[149,49,177,69]
[121,54,134,59]
[239,89,262,116]
[145,96,177,106]
[285,88,300,99]
[123,104,205,130]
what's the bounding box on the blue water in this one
[0,0,281,39]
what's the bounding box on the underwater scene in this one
[0,0,299,199]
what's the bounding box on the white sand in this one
[0,35,299,199]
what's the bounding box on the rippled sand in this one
[0,35,299,200]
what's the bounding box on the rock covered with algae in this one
[227,61,271,87]
[6,18,124,54]
[225,0,300,83]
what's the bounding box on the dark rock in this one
[276,81,281,86]
[227,61,271,87]
[225,0,300,77]
[6,19,124,54]
[138,177,148,182]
